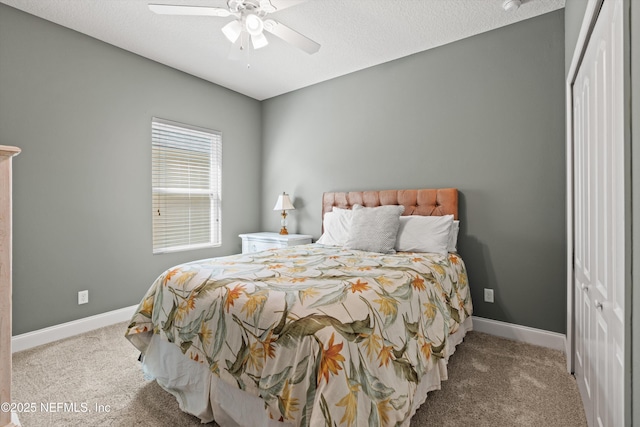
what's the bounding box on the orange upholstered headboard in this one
[322,188,458,220]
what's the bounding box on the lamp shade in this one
[251,32,269,50]
[273,193,295,211]
[245,14,264,36]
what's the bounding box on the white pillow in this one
[447,220,460,252]
[395,215,454,255]
[317,208,353,246]
[344,205,405,254]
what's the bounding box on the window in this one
[152,118,221,254]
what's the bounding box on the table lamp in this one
[273,192,295,235]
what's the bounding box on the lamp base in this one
[279,210,289,235]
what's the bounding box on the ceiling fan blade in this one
[263,19,320,54]
[268,0,307,12]
[148,4,233,17]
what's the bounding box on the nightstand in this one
[239,232,313,254]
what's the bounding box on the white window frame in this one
[151,117,222,254]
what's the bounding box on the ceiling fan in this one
[148,0,320,54]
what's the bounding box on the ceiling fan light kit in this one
[245,14,264,36]
[148,0,320,54]
[222,19,243,43]
[244,13,269,49]
[250,31,269,50]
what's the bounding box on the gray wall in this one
[261,11,567,333]
[0,4,262,335]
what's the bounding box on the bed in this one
[126,188,473,427]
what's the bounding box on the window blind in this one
[152,118,222,254]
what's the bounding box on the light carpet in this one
[11,322,587,426]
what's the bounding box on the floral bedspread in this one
[126,244,472,427]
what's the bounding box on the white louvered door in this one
[571,0,624,425]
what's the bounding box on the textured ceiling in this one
[0,0,565,100]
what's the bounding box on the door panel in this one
[574,49,594,426]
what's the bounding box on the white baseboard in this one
[12,305,138,353]
[11,309,565,354]
[472,316,566,352]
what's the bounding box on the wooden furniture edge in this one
[0,146,21,157]
[0,146,19,427]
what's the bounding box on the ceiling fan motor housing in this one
[228,0,272,17]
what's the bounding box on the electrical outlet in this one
[484,288,494,303]
[78,290,89,305]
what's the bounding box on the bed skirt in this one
[139,316,473,426]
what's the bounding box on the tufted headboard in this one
[322,188,458,221]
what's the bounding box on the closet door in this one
[571,0,624,425]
